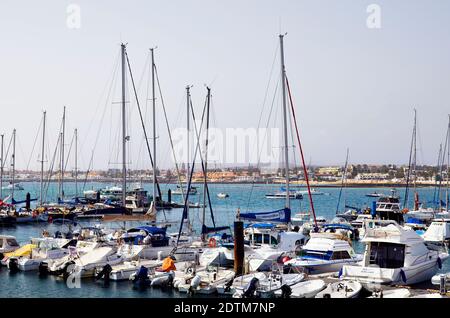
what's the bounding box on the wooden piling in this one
[234,221,244,276]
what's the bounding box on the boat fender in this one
[437,257,442,269]
[190,275,202,289]
[8,258,19,272]
[243,277,259,298]
[208,237,217,248]
[38,261,49,276]
[338,268,343,278]
[400,269,407,283]
[280,284,292,298]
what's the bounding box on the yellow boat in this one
[4,244,37,259]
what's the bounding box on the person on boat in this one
[157,256,176,272]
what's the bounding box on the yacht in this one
[265,190,303,200]
[374,190,404,224]
[283,232,362,274]
[217,193,229,199]
[1,183,24,191]
[341,220,448,286]
[172,185,198,195]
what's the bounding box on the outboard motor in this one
[38,261,49,276]
[8,258,19,272]
[132,266,150,289]
[280,284,292,298]
[243,277,259,298]
[62,261,76,282]
[96,264,113,286]
[224,276,234,293]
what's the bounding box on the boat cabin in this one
[0,235,19,253]
[122,226,170,247]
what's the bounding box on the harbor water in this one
[0,182,447,297]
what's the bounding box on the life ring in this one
[208,237,217,248]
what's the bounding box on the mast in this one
[0,134,3,200]
[447,115,450,211]
[412,109,418,209]
[151,48,157,210]
[336,148,349,215]
[202,87,211,241]
[40,111,46,206]
[121,43,127,207]
[60,106,66,200]
[11,129,16,201]
[279,34,290,210]
[186,85,191,222]
[74,128,78,198]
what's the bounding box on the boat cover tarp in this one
[127,226,167,236]
[201,225,230,234]
[240,208,291,223]
[4,244,37,258]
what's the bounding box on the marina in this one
[1,1,450,309]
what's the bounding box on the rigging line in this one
[438,124,449,210]
[154,66,186,201]
[245,81,280,212]
[189,89,216,229]
[285,75,317,227]
[1,134,13,173]
[63,132,75,173]
[26,116,43,171]
[125,50,162,199]
[177,92,208,245]
[43,133,61,202]
[336,148,349,215]
[80,50,120,151]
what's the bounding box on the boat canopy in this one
[201,225,230,234]
[240,208,291,223]
[323,223,356,233]
[127,226,167,236]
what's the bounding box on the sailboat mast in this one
[74,128,78,198]
[413,109,417,194]
[61,106,66,200]
[151,48,157,209]
[0,134,3,200]
[121,43,127,207]
[202,87,211,241]
[186,85,191,221]
[11,129,16,201]
[446,115,450,211]
[279,34,290,210]
[40,111,46,206]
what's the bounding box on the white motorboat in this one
[369,288,411,298]
[108,259,163,281]
[0,235,20,257]
[284,233,362,274]
[274,279,326,298]
[341,220,448,286]
[315,280,362,298]
[8,238,75,271]
[423,220,450,243]
[265,190,302,200]
[2,183,24,191]
[217,193,229,199]
[232,272,305,298]
[69,246,124,278]
[172,185,198,195]
[176,267,235,295]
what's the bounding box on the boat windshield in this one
[250,233,278,245]
[296,249,332,260]
[369,242,405,268]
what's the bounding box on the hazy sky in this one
[1,0,450,171]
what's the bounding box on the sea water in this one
[0,182,447,297]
